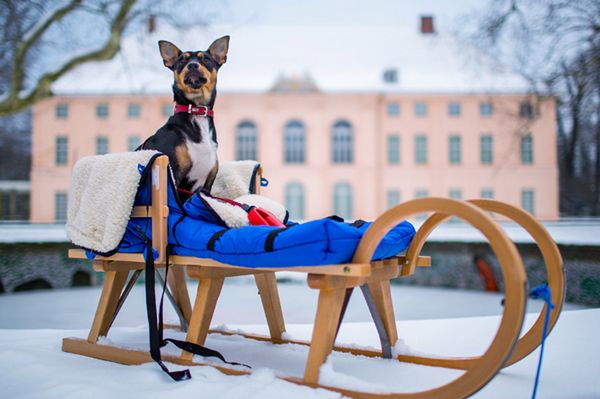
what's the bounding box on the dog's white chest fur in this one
[186,116,217,192]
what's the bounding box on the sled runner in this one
[62,153,564,398]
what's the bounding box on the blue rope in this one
[529,283,555,399]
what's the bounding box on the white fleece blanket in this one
[212,160,261,198]
[66,151,160,253]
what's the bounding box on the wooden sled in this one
[63,155,565,398]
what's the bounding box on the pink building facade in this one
[30,91,558,223]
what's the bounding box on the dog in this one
[140,36,230,196]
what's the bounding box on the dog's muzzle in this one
[184,68,207,89]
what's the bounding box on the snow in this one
[50,1,527,95]
[0,282,596,398]
[4,219,600,245]
[0,223,68,243]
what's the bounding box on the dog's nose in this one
[187,63,199,70]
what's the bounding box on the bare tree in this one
[0,0,217,185]
[460,0,600,215]
[0,0,215,116]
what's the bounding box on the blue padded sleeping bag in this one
[118,155,416,267]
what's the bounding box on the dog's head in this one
[158,36,229,105]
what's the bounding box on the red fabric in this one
[474,256,499,292]
[211,195,285,227]
[248,207,285,227]
[173,104,214,117]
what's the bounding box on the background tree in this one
[0,0,216,180]
[460,0,600,216]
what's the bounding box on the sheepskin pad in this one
[66,151,160,254]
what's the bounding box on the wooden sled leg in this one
[87,267,129,343]
[255,272,286,341]
[367,278,399,346]
[166,265,193,325]
[303,285,347,384]
[181,277,224,361]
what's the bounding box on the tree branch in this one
[0,0,137,115]
[9,0,82,99]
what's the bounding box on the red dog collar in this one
[173,104,214,117]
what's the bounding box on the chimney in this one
[420,15,434,34]
[148,15,156,33]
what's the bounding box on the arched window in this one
[332,120,353,163]
[333,182,353,220]
[285,182,305,220]
[284,120,306,163]
[235,121,258,160]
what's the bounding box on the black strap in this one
[207,229,228,251]
[326,215,345,222]
[264,227,288,252]
[141,162,247,381]
[351,219,367,228]
[162,338,250,367]
[144,240,191,381]
[171,214,187,246]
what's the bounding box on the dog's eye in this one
[183,53,190,59]
[197,52,203,57]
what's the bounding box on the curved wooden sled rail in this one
[312,197,527,399]
[401,199,564,369]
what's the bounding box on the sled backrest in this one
[130,155,170,264]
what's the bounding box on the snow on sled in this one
[63,153,565,398]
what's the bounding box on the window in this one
[448,135,461,165]
[387,190,401,209]
[235,121,258,160]
[96,136,109,155]
[55,136,68,165]
[55,192,68,222]
[332,120,353,163]
[521,134,533,164]
[162,104,172,117]
[480,102,493,117]
[285,183,305,220]
[480,135,493,164]
[96,103,109,119]
[415,189,428,198]
[333,183,353,220]
[56,104,68,119]
[414,189,429,219]
[128,135,141,151]
[284,120,305,163]
[481,188,494,199]
[387,102,400,116]
[449,188,462,200]
[414,102,428,117]
[415,135,428,164]
[128,103,141,118]
[521,189,535,215]
[448,102,461,117]
[520,101,534,118]
[387,135,400,164]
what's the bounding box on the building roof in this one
[52,2,528,95]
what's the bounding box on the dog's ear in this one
[158,40,181,69]
[208,36,230,66]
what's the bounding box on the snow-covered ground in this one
[0,281,597,398]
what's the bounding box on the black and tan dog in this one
[140,36,229,195]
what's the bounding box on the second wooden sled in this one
[63,155,564,398]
